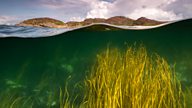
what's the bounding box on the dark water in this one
[0,19,192,107]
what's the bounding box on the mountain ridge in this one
[16,16,166,28]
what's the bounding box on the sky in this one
[0,0,192,24]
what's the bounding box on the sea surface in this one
[0,25,69,37]
[0,19,192,107]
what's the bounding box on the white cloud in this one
[86,1,112,18]
[36,0,91,21]
[35,0,192,21]
[1,0,192,26]
[128,8,183,21]
[85,0,184,21]
[69,16,84,21]
[0,16,18,25]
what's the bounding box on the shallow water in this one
[0,19,192,107]
[0,25,68,37]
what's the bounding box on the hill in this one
[16,16,166,28]
[16,17,66,28]
[133,17,165,26]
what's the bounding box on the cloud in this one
[35,0,91,21]
[166,0,192,19]
[30,0,192,21]
[86,1,112,18]
[69,16,84,21]
[128,8,183,21]
[0,16,18,25]
[85,0,184,21]
[38,0,90,9]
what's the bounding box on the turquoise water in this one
[0,19,192,107]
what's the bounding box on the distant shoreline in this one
[16,16,167,29]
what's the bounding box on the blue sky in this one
[0,0,192,24]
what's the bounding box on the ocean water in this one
[0,25,68,37]
[0,19,192,107]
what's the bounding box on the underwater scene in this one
[2,0,192,107]
[0,19,192,108]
